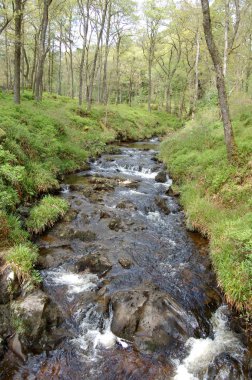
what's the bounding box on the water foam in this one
[173,306,245,380]
[73,304,129,358]
[43,269,98,294]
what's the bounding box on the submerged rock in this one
[155,171,167,183]
[108,218,125,232]
[75,252,112,275]
[118,257,132,269]
[155,196,170,215]
[116,200,137,211]
[206,352,244,380]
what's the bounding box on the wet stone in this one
[116,200,137,210]
[11,290,62,352]
[155,171,167,183]
[118,257,132,269]
[155,196,170,215]
[108,218,125,232]
[62,209,78,222]
[75,252,112,275]
[206,352,244,380]
[100,210,111,219]
[0,265,21,304]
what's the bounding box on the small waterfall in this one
[73,303,129,359]
[61,184,70,193]
[173,305,246,380]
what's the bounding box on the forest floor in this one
[160,100,252,315]
[0,91,180,280]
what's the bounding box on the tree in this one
[142,0,163,112]
[201,0,237,162]
[13,0,23,104]
[34,0,52,101]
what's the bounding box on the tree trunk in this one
[58,21,63,95]
[68,10,74,98]
[78,0,90,107]
[14,0,22,104]
[5,30,9,90]
[201,0,237,162]
[87,0,108,111]
[192,30,200,116]
[34,0,52,101]
[115,35,121,105]
[223,0,229,77]
[165,84,171,113]
[102,1,112,104]
[148,57,152,112]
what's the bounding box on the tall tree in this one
[201,0,237,162]
[34,0,52,101]
[14,0,23,104]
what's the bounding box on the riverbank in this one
[160,103,252,315]
[0,91,180,279]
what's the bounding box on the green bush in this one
[26,195,69,234]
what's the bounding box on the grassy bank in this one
[0,91,180,280]
[160,102,252,314]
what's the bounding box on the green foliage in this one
[26,196,69,234]
[160,105,252,312]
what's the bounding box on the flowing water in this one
[1,139,250,379]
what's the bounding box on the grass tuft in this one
[26,195,69,234]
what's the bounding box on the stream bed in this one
[1,139,250,379]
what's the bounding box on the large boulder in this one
[11,290,62,352]
[110,286,198,353]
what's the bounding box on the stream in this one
[1,139,250,379]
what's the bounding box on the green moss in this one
[26,196,69,234]
[160,105,252,312]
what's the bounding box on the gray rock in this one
[110,287,197,353]
[11,290,62,351]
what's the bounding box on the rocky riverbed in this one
[0,139,250,379]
